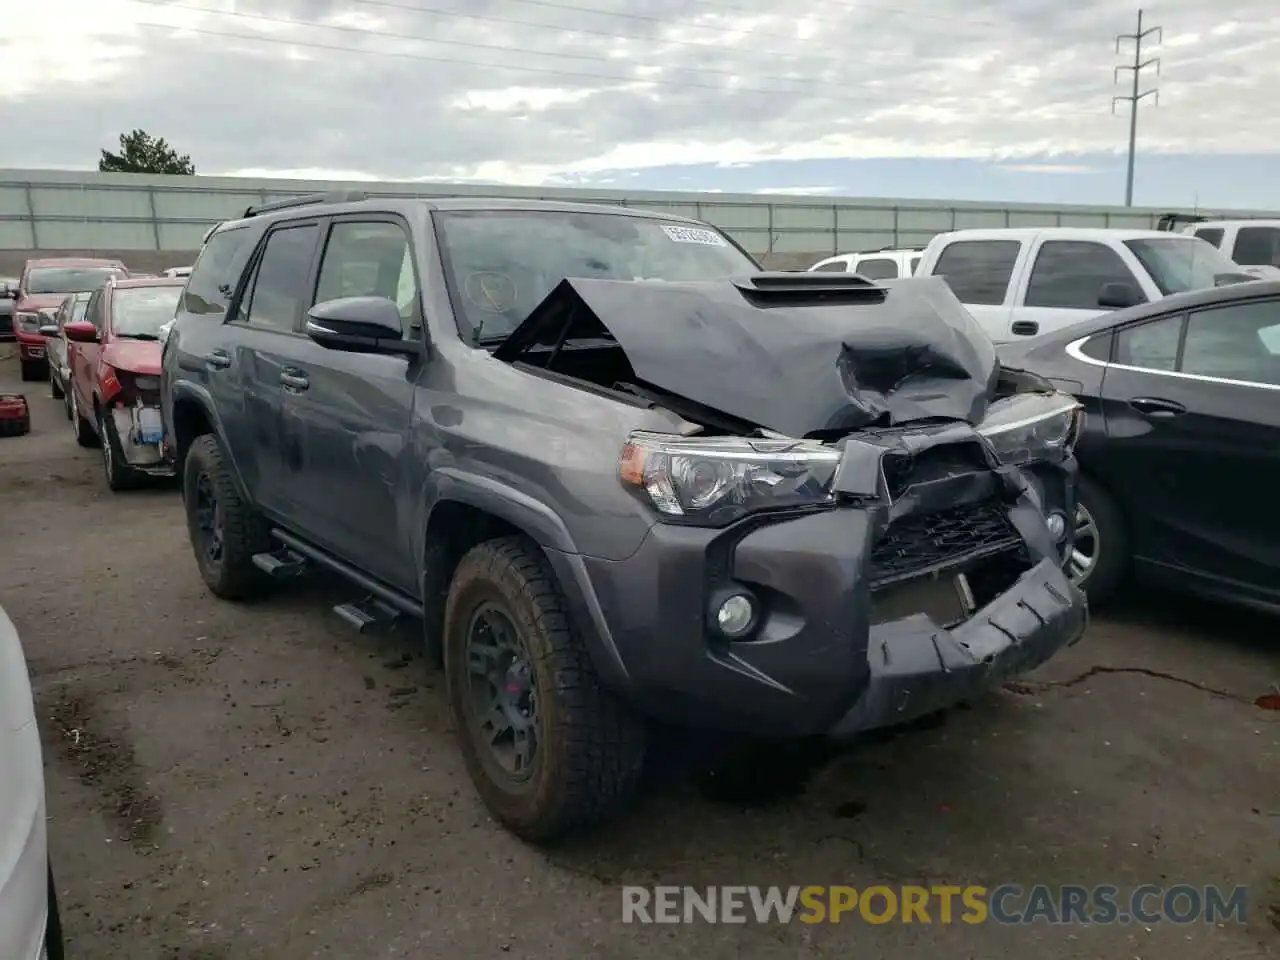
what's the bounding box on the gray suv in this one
[161,193,1089,841]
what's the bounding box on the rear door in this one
[277,215,424,590]
[1097,294,1280,603]
[1014,239,1147,339]
[928,238,1024,342]
[222,220,324,521]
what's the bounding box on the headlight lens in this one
[17,311,39,334]
[619,431,842,525]
[977,392,1082,465]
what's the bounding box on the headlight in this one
[132,375,161,391]
[16,311,39,334]
[977,392,1082,465]
[619,431,842,526]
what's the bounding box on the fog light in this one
[715,593,756,637]
[1046,512,1067,541]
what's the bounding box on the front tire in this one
[1068,474,1129,604]
[98,409,138,491]
[19,358,44,382]
[182,434,271,601]
[444,536,645,842]
[49,369,64,400]
[69,391,98,448]
[45,862,64,960]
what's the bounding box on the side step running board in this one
[333,596,403,633]
[252,547,309,578]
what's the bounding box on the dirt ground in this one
[0,353,1277,960]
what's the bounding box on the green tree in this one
[98,129,196,175]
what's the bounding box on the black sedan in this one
[997,278,1280,614]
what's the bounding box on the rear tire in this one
[1069,474,1129,605]
[444,536,645,841]
[182,434,272,601]
[45,861,65,960]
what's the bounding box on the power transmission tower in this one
[1113,8,1162,207]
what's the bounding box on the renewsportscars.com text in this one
[621,884,1249,925]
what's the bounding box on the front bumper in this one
[554,468,1087,740]
[14,332,47,364]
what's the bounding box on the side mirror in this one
[64,321,100,344]
[305,296,421,357]
[1097,281,1143,309]
[38,324,59,337]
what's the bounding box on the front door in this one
[1098,295,1280,603]
[1014,238,1149,338]
[71,289,105,416]
[277,216,423,592]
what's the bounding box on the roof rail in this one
[242,190,369,218]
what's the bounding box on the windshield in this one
[111,286,182,339]
[434,210,759,342]
[1124,237,1254,295]
[26,266,124,295]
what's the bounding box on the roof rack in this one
[242,190,370,218]
[873,245,923,253]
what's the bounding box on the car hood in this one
[494,273,999,437]
[15,294,64,312]
[102,339,162,376]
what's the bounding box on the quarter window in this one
[241,224,320,333]
[184,226,255,317]
[854,257,898,280]
[1230,226,1280,268]
[931,240,1020,306]
[1024,241,1140,310]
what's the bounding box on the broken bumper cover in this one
[109,405,176,477]
[553,504,1087,740]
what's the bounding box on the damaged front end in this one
[496,272,1089,737]
[103,371,172,476]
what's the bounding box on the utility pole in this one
[1113,9,1162,207]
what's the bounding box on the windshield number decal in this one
[661,225,727,247]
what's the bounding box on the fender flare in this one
[168,381,252,503]
[422,468,577,555]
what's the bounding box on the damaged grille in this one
[868,499,1023,588]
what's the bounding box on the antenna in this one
[1113,8,1162,207]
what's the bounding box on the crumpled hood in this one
[102,340,162,376]
[495,273,999,437]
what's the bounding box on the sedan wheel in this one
[1067,503,1099,585]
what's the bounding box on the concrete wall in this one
[4,167,1278,277]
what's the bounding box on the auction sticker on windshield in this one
[661,225,727,246]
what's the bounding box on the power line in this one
[127,12,1102,111]
[1113,7,1161,207]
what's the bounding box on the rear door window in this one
[812,260,849,272]
[1024,241,1141,310]
[931,240,1020,305]
[1193,227,1224,248]
[853,257,898,280]
[183,226,256,317]
[1231,226,1280,268]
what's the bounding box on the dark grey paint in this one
[163,196,1088,736]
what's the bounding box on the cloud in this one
[995,163,1098,174]
[2,0,1278,188]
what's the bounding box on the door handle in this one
[206,349,231,370]
[1129,397,1186,418]
[1011,320,1039,336]
[280,371,310,391]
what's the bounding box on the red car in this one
[64,276,184,490]
[14,258,128,381]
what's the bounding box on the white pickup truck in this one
[1174,219,1280,280]
[914,227,1254,343]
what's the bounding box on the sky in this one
[3,0,1280,209]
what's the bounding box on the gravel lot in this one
[1,353,1277,960]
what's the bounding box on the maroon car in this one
[14,258,128,381]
